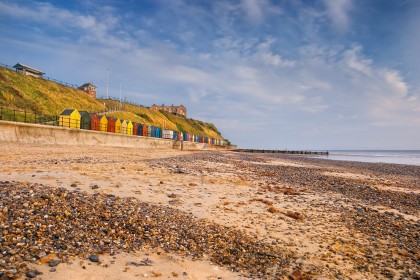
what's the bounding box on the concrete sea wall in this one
[0,121,220,150]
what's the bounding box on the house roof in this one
[13,63,45,75]
[79,83,96,89]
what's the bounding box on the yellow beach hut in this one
[99,115,108,132]
[114,118,122,133]
[59,109,81,129]
[127,120,133,135]
[121,120,128,134]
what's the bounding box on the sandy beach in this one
[0,143,419,279]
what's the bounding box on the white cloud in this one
[241,0,263,23]
[381,69,409,98]
[322,0,353,32]
[342,45,372,76]
[240,0,283,24]
[254,38,296,67]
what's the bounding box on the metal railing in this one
[97,96,147,109]
[0,108,59,125]
[0,63,78,88]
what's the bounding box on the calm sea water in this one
[313,150,420,166]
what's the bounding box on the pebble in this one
[150,151,420,279]
[0,182,289,279]
[2,151,419,280]
[25,271,36,278]
[88,255,100,262]
[49,260,60,267]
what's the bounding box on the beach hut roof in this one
[60,109,77,115]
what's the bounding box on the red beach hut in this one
[142,125,148,136]
[133,122,138,135]
[107,117,115,133]
[90,113,100,131]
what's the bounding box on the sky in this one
[1,0,420,150]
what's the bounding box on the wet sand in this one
[0,143,419,279]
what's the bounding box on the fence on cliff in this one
[0,108,59,126]
[0,63,78,89]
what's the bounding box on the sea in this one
[312,150,420,166]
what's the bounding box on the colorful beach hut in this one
[107,117,115,133]
[114,118,122,133]
[99,115,108,132]
[127,120,133,135]
[137,124,143,136]
[142,125,148,136]
[132,122,138,135]
[59,109,81,129]
[79,111,91,130]
[90,113,100,131]
[121,120,128,134]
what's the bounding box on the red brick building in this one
[150,104,187,117]
[78,83,97,98]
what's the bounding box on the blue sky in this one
[1,0,419,149]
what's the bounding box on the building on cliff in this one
[13,63,45,78]
[150,104,187,117]
[78,83,97,98]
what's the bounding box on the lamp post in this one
[106,68,109,99]
[119,82,122,111]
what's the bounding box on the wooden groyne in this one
[232,149,329,155]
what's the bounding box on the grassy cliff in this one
[0,66,105,114]
[0,66,224,139]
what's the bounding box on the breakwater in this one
[232,149,329,155]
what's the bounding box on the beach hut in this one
[147,126,152,137]
[90,113,100,131]
[59,109,81,129]
[79,111,91,130]
[132,122,138,135]
[155,127,161,138]
[114,118,122,133]
[99,115,108,132]
[121,120,128,134]
[127,120,133,135]
[137,124,143,136]
[142,125,148,136]
[107,117,115,133]
[162,129,173,139]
